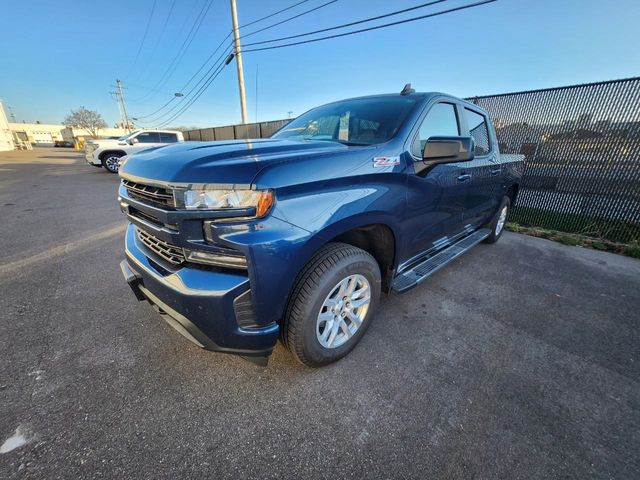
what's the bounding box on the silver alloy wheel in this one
[496,205,508,235]
[104,155,120,172]
[316,274,371,349]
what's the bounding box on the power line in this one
[138,47,233,125]
[127,0,158,77]
[132,0,178,82]
[143,0,496,127]
[133,0,216,102]
[134,35,232,118]
[240,0,312,29]
[244,0,449,47]
[154,55,231,128]
[134,96,179,119]
[134,0,329,118]
[242,0,339,40]
[141,47,231,123]
[243,0,497,52]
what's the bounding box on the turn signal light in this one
[256,190,275,217]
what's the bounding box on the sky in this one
[0,0,639,128]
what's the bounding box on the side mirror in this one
[422,136,474,164]
[129,137,139,145]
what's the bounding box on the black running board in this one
[391,228,491,293]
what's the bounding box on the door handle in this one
[457,174,471,182]
[490,168,501,175]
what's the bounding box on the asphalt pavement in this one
[1,148,639,479]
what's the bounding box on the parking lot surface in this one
[1,148,639,479]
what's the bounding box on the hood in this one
[118,138,353,185]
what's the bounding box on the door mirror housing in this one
[422,136,474,164]
[129,137,139,145]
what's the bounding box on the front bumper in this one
[122,223,279,358]
[85,154,100,165]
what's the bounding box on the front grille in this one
[129,207,175,230]
[137,228,185,265]
[123,180,174,207]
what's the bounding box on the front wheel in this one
[283,243,381,367]
[484,196,511,244]
[101,153,123,173]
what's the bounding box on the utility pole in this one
[116,79,132,133]
[109,91,124,127]
[7,106,17,123]
[230,0,248,124]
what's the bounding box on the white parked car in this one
[84,129,184,173]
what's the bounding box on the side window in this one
[159,132,178,143]
[136,132,160,143]
[411,103,459,157]
[464,108,491,156]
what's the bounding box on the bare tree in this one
[63,107,107,138]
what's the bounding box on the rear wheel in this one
[101,152,123,173]
[484,196,511,244]
[283,243,381,367]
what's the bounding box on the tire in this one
[283,242,381,367]
[484,196,511,244]
[101,152,123,173]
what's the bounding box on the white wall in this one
[8,123,130,145]
[0,101,15,151]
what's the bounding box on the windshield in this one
[117,130,140,141]
[273,97,418,146]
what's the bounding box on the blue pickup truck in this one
[118,86,523,367]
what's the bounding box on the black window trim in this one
[409,100,461,160]
[463,106,493,157]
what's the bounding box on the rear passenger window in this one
[412,103,459,157]
[464,108,491,156]
[159,133,178,143]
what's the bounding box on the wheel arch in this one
[99,149,127,161]
[295,212,401,294]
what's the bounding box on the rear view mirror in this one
[422,136,474,164]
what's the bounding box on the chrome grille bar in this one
[136,228,185,265]
[123,179,174,207]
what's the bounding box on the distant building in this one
[0,101,15,151]
[8,123,130,146]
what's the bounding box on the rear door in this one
[403,101,470,261]
[461,107,501,228]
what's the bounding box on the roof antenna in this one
[400,83,415,95]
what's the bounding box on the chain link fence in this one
[470,77,640,243]
[182,78,640,244]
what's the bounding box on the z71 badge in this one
[373,156,400,167]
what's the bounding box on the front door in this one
[402,101,470,262]
[134,131,162,149]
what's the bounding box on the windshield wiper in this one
[334,140,370,146]
[295,137,371,146]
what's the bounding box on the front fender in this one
[211,178,407,326]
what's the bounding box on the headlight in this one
[182,189,274,217]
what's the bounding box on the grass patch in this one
[510,206,640,244]
[505,222,639,259]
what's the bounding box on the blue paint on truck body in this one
[118,92,523,360]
